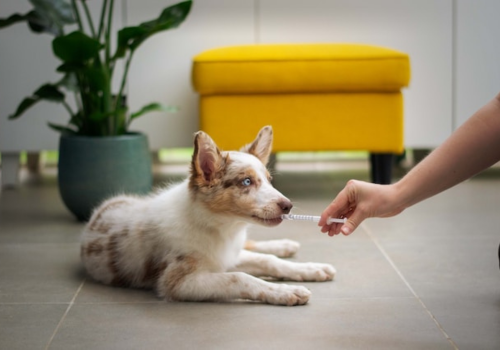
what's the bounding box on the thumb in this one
[340,209,367,236]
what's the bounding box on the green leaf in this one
[69,112,83,128]
[142,0,192,31]
[52,31,103,63]
[0,3,74,36]
[130,102,177,121]
[28,0,75,35]
[56,62,85,73]
[8,97,40,120]
[34,84,65,102]
[8,83,65,119]
[30,0,75,23]
[57,73,79,92]
[0,12,30,29]
[114,0,192,58]
[47,122,77,134]
[26,9,61,35]
[0,10,60,36]
[114,26,148,59]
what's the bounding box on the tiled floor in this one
[1,160,499,350]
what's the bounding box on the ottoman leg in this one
[369,153,393,184]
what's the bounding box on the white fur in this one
[80,126,336,306]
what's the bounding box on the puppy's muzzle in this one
[277,199,293,214]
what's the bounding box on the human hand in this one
[318,180,404,236]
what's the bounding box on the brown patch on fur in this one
[189,155,229,194]
[137,224,148,239]
[240,292,252,300]
[197,166,263,216]
[135,221,155,241]
[229,275,238,284]
[265,170,272,182]
[222,177,239,189]
[88,199,129,233]
[244,240,256,250]
[143,258,168,285]
[107,230,131,287]
[222,168,260,190]
[83,239,105,257]
[165,255,199,299]
[188,131,240,200]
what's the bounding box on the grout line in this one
[0,300,162,305]
[0,302,73,305]
[451,0,457,132]
[63,301,164,305]
[361,223,459,350]
[44,278,86,350]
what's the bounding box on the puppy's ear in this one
[191,131,223,183]
[240,125,273,165]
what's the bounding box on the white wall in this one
[1,0,498,153]
[257,0,453,149]
[455,0,500,128]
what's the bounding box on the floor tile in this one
[0,303,67,350]
[76,279,162,304]
[1,163,499,349]
[0,243,83,303]
[49,298,452,350]
[372,236,500,298]
[422,294,500,350]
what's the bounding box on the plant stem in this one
[76,71,89,134]
[97,0,109,40]
[103,71,113,135]
[74,91,83,119]
[105,0,115,134]
[115,51,133,131]
[105,0,114,67]
[62,100,75,117]
[71,0,83,32]
[81,1,96,38]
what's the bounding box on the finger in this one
[321,207,351,234]
[318,195,351,227]
[318,202,338,226]
[319,180,360,227]
[340,209,366,236]
[327,222,343,236]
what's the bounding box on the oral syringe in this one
[281,214,346,225]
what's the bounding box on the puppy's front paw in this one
[248,239,300,258]
[264,284,311,306]
[289,263,336,282]
[314,263,336,281]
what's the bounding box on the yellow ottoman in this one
[192,43,411,184]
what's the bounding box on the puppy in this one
[80,126,335,306]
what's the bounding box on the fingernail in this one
[341,226,351,235]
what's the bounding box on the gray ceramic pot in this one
[58,132,152,221]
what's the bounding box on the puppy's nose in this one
[278,199,293,214]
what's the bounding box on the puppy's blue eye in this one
[242,178,252,186]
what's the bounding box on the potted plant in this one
[0,0,192,220]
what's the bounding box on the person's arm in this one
[319,93,500,236]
